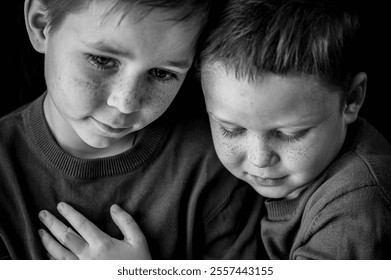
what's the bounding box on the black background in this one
[2,1,389,142]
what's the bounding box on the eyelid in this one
[216,120,246,139]
[277,129,309,142]
[149,68,178,84]
[86,54,119,70]
[220,126,245,138]
[222,125,242,132]
[279,128,310,136]
[155,68,176,76]
[158,67,184,76]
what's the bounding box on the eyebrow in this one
[208,111,239,126]
[84,41,135,57]
[165,59,192,71]
[83,40,192,71]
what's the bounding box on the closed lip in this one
[92,118,131,133]
[248,174,287,186]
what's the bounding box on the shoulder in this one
[0,103,30,143]
[0,103,28,126]
[0,96,44,159]
[352,118,391,200]
[305,117,391,214]
[293,121,391,258]
[293,171,391,258]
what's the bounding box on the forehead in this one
[57,1,201,62]
[81,0,204,25]
[82,0,193,25]
[202,62,341,129]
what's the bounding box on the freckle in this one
[220,143,239,162]
[74,76,105,96]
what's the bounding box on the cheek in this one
[74,75,106,96]
[285,122,346,177]
[284,145,314,172]
[283,139,332,180]
[47,56,107,115]
[68,75,107,112]
[143,84,179,117]
[210,128,242,166]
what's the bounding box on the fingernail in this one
[38,210,47,221]
[38,229,44,238]
[111,204,120,214]
[57,202,65,212]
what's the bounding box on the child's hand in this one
[38,202,151,260]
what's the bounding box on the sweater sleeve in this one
[292,186,391,259]
[0,238,11,260]
[191,167,266,260]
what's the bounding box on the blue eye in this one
[87,55,118,70]
[150,69,177,83]
[277,130,308,143]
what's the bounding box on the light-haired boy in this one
[0,0,262,260]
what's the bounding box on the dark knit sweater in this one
[261,118,391,259]
[0,94,263,260]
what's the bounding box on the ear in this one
[342,72,367,125]
[25,0,50,53]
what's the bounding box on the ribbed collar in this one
[264,175,325,221]
[264,196,302,220]
[26,94,170,179]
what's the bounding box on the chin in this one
[248,184,294,200]
[81,135,114,149]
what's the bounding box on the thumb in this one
[110,204,147,245]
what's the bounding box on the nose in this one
[247,136,279,168]
[107,76,141,114]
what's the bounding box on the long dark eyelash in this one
[221,128,235,139]
[220,125,244,139]
[278,130,308,143]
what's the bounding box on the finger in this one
[110,204,147,245]
[39,210,71,245]
[38,229,78,260]
[61,229,89,256]
[38,210,88,256]
[57,202,107,244]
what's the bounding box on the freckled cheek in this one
[142,84,179,119]
[64,74,108,114]
[283,144,325,178]
[77,75,107,94]
[212,133,242,166]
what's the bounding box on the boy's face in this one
[202,62,349,200]
[42,1,200,155]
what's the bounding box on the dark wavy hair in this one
[200,0,362,96]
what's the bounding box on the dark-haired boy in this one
[0,0,261,260]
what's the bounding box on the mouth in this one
[247,174,288,187]
[92,118,132,134]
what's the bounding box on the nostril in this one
[248,150,279,168]
[107,93,140,114]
